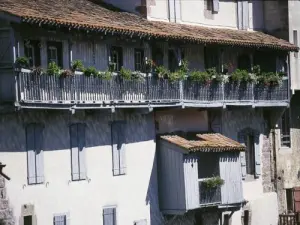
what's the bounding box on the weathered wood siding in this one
[183,155,200,210]
[219,152,243,205]
[158,140,186,213]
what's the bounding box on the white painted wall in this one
[0,110,161,225]
[288,1,300,91]
[147,0,264,30]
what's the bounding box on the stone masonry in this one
[0,176,14,225]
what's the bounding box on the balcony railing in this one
[16,72,289,107]
[198,180,222,206]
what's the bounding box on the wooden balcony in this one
[198,180,222,206]
[16,71,289,109]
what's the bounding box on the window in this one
[286,189,294,213]
[245,135,255,176]
[134,220,147,225]
[205,0,219,13]
[134,49,144,72]
[111,46,123,71]
[198,153,219,179]
[152,47,164,67]
[238,54,251,72]
[24,215,32,225]
[26,123,44,185]
[47,41,63,67]
[24,40,41,67]
[294,30,298,58]
[103,207,116,225]
[280,109,291,147]
[70,123,86,181]
[224,214,231,225]
[53,215,67,225]
[204,47,220,72]
[237,1,249,30]
[242,210,249,225]
[111,121,126,176]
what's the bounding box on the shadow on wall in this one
[0,109,155,152]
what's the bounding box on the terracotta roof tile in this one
[160,133,245,152]
[0,0,297,51]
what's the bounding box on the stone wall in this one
[0,176,14,225]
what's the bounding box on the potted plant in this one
[202,176,224,189]
[206,67,223,83]
[189,70,212,85]
[60,69,74,78]
[15,57,30,70]
[47,62,60,76]
[71,60,84,74]
[99,70,113,80]
[119,67,132,80]
[132,71,145,81]
[155,65,169,79]
[168,70,185,82]
[145,59,155,73]
[230,69,251,83]
[84,66,98,77]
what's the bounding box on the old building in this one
[0,0,297,225]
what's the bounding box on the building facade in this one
[0,0,297,225]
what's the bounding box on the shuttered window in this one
[237,1,249,30]
[26,123,44,185]
[293,187,300,212]
[103,207,116,225]
[238,129,261,179]
[205,0,219,13]
[53,215,67,225]
[47,41,63,67]
[111,121,126,176]
[70,123,86,181]
[134,49,144,72]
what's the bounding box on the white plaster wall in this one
[155,108,208,134]
[0,110,161,225]
[148,0,264,30]
[288,1,300,91]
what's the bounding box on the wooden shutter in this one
[168,0,175,22]
[254,133,261,178]
[53,215,67,225]
[242,1,249,30]
[238,133,247,179]
[70,124,86,181]
[26,124,37,184]
[294,187,300,212]
[26,124,44,185]
[103,207,116,225]
[35,124,44,184]
[111,122,126,176]
[212,0,219,13]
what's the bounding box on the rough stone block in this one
[0,189,6,199]
[0,179,5,189]
[0,200,8,210]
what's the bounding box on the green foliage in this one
[202,176,224,189]
[71,60,85,72]
[132,71,145,81]
[253,65,283,86]
[168,70,185,82]
[179,59,189,74]
[15,57,30,68]
[84,66,98,77]
[119,67,132,80]
[189,70,211,83]
[47,62,60,76]
[155,65,170,79]
[108,62,117,72]
[230,69,251,82]
[99,70,113,80]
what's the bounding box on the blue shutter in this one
[103,207,116,225]
[70,124,80,180]
[26,124,36,184]
[238,133,246,179]
[35,124,44,184]
[237,1,243,30]
[212,0,219,13]
[78,124,86,180]
[254,133,261,178]
[168,0,175,22]
[111,122,126,176]
[242,1,249,30]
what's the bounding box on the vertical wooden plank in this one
[26,124,36,184]
[35,124,44,184]
[119,123,126,175]
[70,124,80,180]
[254,133,261,178]
[78,123,86,180]
[111,122,120,176]
[103,208,116,225]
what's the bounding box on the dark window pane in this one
[24,216,32,225]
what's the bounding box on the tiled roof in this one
[0,0,297,51]
[160,133,245,152]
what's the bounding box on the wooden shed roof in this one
[0,0,297,51]
[160,133,245,152]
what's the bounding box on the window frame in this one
[280,109,291,148]
[24,40,41,68]
[134,48,145,72]
[111,46,123,72]
[47,41,63,67]
[245,135,255,176]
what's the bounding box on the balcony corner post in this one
[14,71,19,103]
[179,80,184,102]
